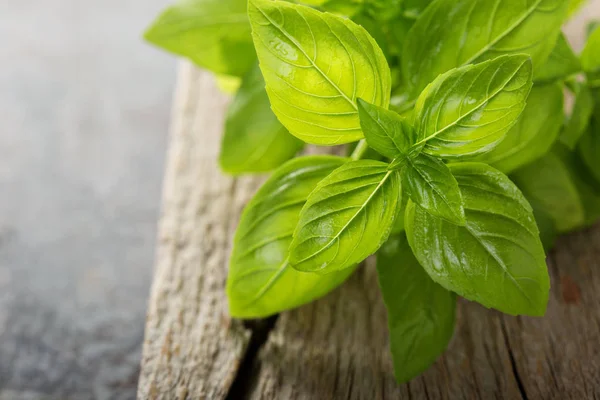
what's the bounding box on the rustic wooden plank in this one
[137,64,265,400]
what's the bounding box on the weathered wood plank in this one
[140,4,600,398]
[137,64,264,400]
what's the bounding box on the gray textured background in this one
[0,1,175,399]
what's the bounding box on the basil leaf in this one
[403,0,568,95]
[587,21,600,39]
[363,0,403,21]
[511,152,585,233]
[227,156,354,318]
[144,0,255,77]
[560,83,594,149]
[402,154,466,225]
[320,0,365,17]
[414,55,532,159]
[377,234,456,384]
[578,119,600,184]
[216,74,242,94]
[391,194,409,234]
[290,160,401,273]
[582,25,600,79]
[528,199,558,252]
[402,0,435,19]
[559,144,600,226]
[569,0,587,17]
[474,83,564,173]
[220,66,304,175]
[534,34,581,83]
[406,162,550,316]
[357,99,418,160]
[249,0,391,145]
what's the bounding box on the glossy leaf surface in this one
[249,0,391,145]
[562,145,600,227]
[403,0,567,95]
[402,0,435,18]
[377,234,456,384]
[406,163,549,316]
[227,156,354,318]
[357,99,418,160]
[578,120,600,183]
[582,26,600,79]
[475,83,564,173]
[290,160,401,273]
[414,55,532,159]
[511,152,584,233]
[560,83,594,149]
[402,154,465,225]
[145,0,255,76]
[534,34,581,83]
[220,66,304,174]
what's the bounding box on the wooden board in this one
[138,7,600,398]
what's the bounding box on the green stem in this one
[350,139,369,161]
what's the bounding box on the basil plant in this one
[146,0,600,384]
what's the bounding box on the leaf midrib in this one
[463,222,534,307]
[241,259,290,307]
[293,169,394,266]
[252,1,358,111]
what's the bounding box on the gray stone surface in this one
[0,1,175,399]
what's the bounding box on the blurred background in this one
[0,1,174,399]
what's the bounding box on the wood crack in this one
[500,318,529,400]
[225,316,278,400]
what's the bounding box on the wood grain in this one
[137,64,261,399]
[139,5,600,397]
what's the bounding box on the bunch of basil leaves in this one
[145,0,600,384]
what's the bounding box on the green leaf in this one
[215,74,242,94]
[587,20,600,39]
[320,0,365,17]
[144,0,255,77]
[474,83,564,173]
[249,0,391,145]
[290,160,401,273]
[578,119,600,184]
[406,162,550,316]
[527,197,558,252]
[402,0,435,19]
[391,193,409,234]
[534,34,581,83]
[511,152,584,233]
[569,0,587,17]
[377,234,456,384]
[220,66,304,175]
[582,26,600,82]
[357,99,418,160]
[402,154,465,225]
[560,83,594,149]
[582,25,600,71]
[363,0,403,21]
[227,155,354,318]
[559,144,600,226]
[403,0,568,95]
[413,55,532,159]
